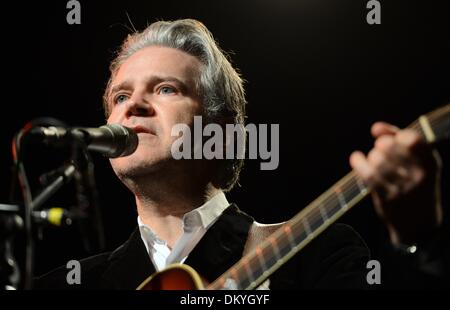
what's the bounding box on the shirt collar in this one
[138,217,164,246]
[183,191,229,229]
[137,191,229,241]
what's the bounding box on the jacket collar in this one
[184,204,254,283]
[100,227,155,289]
[100,203,253,289]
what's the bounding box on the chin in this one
[110,149,172,179]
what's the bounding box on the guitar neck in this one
[208,104,450,290]
[208,172,369,290]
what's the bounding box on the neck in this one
[126,167,220,248]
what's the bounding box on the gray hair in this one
[103,19,247,191]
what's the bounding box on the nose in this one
[125,95,155,118]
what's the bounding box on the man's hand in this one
[350,122,443,246]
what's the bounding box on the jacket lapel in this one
[100,228,155,289]
[98,204,253,289]
[184,204,254,283]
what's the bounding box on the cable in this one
[12,124,34,289]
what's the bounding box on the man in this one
[35,19,446,289]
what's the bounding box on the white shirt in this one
[137,191,230,271]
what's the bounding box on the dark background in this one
[1,0,449,285]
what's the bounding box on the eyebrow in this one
[109,75,191,96]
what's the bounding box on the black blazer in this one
[34,204,370,289]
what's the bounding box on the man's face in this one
[107,46,203,179]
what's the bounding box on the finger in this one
[367,148,399,183]
[375,133,414,168]
[350,151,374,183]
[395,129,441,176]
[371,122,400,138]
[374,134,396,154]
[350,151,398,204]
[366,149,407,203]
[395,129,422,152]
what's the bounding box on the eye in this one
[114,94,129,104]
[159,86,176,95]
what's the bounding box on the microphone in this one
[29,124,138,158]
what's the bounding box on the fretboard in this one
[208,172,368,290]
[208,104,450,290]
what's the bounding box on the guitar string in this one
[211,174,366,289]
[210,106,449,289]
[223,178,364,287]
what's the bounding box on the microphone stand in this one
[4,140,104,289]
[71,141,105,254]
[31,164,76,210]
[5,120,106,289]
[1,162,77,289]
[0,206,22,290]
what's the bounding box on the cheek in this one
[107,106,125,124]
[163,101,202,126]
[158,109,197,143]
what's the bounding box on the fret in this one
[242,239,299,290]
[326,198,343,218]
[319,204,329,222]
[289,220,308,245]
[205,105,450,292]
[229,267,240,289]
[309,210,325,233]
[277,238,296,258]
[214,269,246,290]
[236,269,252,290]
[283,224,296,248]
[309,214,324,232]
[343,182,353,197]
[268,236,282,261]
[335,187,348,210]
[242,257,255,285]
[356,177,368,195]
[302,218,313,238]
[240,261,269,290]
[255,247,268,274]
[261,248,279,278]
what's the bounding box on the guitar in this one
[137,104,450,290]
